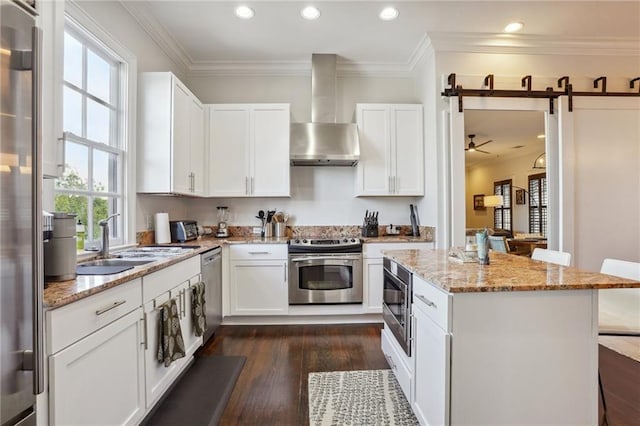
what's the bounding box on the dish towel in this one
[191,282,206,337]
[157,298,186,367]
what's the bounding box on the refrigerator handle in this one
[32,26,45,396]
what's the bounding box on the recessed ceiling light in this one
[537,134,545,139]
[235,5,254,19]
[379,7,399,21]
[301,6,321,20]
[504,22,524,33]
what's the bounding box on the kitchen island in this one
[381,249,640,426]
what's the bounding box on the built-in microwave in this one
[382,257,412,356]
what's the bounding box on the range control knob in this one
[294,239,300,244]
[343,238,349,243]
[351,238,356,243]
[302,239,308,243]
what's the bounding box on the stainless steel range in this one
[288,237,363,304]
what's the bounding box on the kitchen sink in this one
[80,259,156,267]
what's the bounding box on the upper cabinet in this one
[207,104,290,197]
[138,72,205,196]
[38,0,65,178]
[355,104,424,196]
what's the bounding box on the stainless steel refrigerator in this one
[1,1,44,425]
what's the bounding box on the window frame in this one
[55,4,137,250]
[493,179,513,231]
[528,173,548,237]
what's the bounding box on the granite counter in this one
[382,249,640,293]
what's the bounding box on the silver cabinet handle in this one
[245,176,249,195]
[142,313,148,350]
[284,263,287,282]
[415,293,437,309]
[95,300,126,316]
[248,251,270,255]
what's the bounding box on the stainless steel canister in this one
[44,212,78,281]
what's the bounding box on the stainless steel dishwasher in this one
[201,246,222,343]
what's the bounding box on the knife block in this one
[361,224,378,237]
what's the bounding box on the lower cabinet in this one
[228,244,288,316]
[49,308,145,426]
[412,301,450,426]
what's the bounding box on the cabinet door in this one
[251,105,290,197]
[208,105,251,196]
[172,80,192,194]
[413,304,450,426]
[143,296,180,409]
[39,0,65,178]
[391,105,424,196]
[190,98,205,195]
[364,258,383,313]
[49,309,145,426]
[229,260,288,315]
[356,105,391,196]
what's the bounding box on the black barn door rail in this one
[442,73,640,113]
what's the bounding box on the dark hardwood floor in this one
[199,323,389,426]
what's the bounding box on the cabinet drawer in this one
[229,244,287,260]
[381,326,412,402]
[364,242,433,258]
[142,256,200,303]
[413,275,451,331]
[47,278,142,354]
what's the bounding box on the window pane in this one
[63,87,82,135]
[64,32,83,87]
[56,141,88,190]
[54,193,88,229]
[93,150,117,192]
[87,49,112,103]
[86,99,111,144]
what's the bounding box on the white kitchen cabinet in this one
[142,256,202,409]
[356,104,424,196]
[363,243,432,313]
[407,273,598,425]
[228,244,288,315]
[138,72,205,195]
[47,279,145,426]
[38,0,65,178]
[412,292,450,426]
[207,104,290,197]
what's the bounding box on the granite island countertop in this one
[382,249,640,293]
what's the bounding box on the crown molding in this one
[119,1,193,71]
[429,32,640,57]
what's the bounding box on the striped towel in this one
[191,282,207,337]
[157,298,186,367]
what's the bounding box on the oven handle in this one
[291,255,361,262]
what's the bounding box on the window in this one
[493,179,512,231]
[55,20,127,249]
[529,173,547,237]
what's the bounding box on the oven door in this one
[288,253,363,304]
[382,266,411,355]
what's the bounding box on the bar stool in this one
[598,258,640,426]
[531,248,571,266]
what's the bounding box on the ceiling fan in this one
[465,134,492,154]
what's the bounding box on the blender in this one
[216,206,231,238]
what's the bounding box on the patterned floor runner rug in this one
[308,369,419,426]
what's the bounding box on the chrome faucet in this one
[99,213,120,257]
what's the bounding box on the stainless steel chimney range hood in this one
[290,54,360,166]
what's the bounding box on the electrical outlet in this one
[146,215,154,230]
[251,226,262,235]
